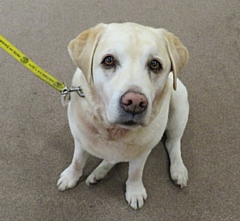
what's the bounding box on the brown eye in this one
[102,56,115,68]
[149,59,162,73]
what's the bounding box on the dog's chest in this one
[81,124,166,163]
[69,103,169,164]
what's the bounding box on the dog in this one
[57,22,189,210]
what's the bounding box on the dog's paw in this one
[170,163,188,188]
[86,170,106,185]
[57,166,82,191]
[125,184,147,210]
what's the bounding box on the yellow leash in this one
[0,34,84,105]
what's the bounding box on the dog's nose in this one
[120,92,148,114]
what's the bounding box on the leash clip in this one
[69,86,85,98]
[61,85,85,106]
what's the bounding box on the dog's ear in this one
[164,30,189,90]
[68,23,105,84]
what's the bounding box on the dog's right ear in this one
[68,23,105,84]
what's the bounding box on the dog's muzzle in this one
[116,91,148,126]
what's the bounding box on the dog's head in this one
[68,23,188,127]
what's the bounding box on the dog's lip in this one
[121,120,138,126]
[117,120,143,128]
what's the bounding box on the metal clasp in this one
[68,86,85,98]
[61,85,85,106]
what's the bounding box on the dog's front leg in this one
[125,150,151,210]
[86,160,116,185]
[166,84,189,188]
[57,139,89,191]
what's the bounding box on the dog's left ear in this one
[68,23,106,84]
[164,30,189,90]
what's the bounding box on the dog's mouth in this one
[112,109,149,128]
[116,119,147,128]
[107,102,150,128]
[121,120,138,126]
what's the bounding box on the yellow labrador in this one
[57,22,189,210]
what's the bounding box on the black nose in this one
[120,92,148,114]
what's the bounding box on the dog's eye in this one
[102,56,115,68]
[149,60,162,73]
